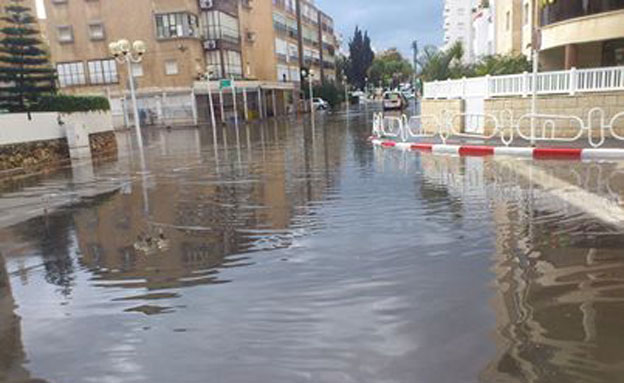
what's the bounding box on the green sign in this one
[219,79,232,89]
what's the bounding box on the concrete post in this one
[243,87,249,121]
[283,90,288,116]
[462,77,467,99]
[272,90,277,117]
[485,76,491,99]
[522,71,529,98]
[569,67,577,96]
[219,89,225,123]
[257,88,263,119]
[191,88,198,125]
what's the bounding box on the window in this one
[88,22,105,41]
[57,62,86,87]
[88,59,117,84]
[57,25,73,43]
[223,50,242,78]
[275,38,288,61]
[165,60,179,75]
[524,3,529,25]
[205,51,222,78]
[155,13,199,39]
[277,64,289,82]
[131,63,143,77]
[202,11,240,44]
[506,11,511,31]
[289,66,300,82]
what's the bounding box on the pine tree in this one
[347,27,375,90]
[0,0,56,113]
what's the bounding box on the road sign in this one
[220,79,232,89]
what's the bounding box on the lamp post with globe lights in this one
[109,39,147,148]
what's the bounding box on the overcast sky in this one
[315,0,443,60]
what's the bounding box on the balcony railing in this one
[423,66,624,99]
[540,0,624,26]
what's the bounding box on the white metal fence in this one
[372,108,624,149]
[110,91,195,129]
[424,66,624,99]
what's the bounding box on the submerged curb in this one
[370,138,624,161]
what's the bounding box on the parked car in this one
[313,98,329,110]
[382,91,408,111]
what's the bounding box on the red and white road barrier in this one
[370,138,624,161]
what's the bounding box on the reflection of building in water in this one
[483,212,624,383]
[0,254,34,382]
[74,122,347,290]
[415,152,624,382]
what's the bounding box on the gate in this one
[464,96,485,134]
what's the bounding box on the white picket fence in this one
[424,66,624,99]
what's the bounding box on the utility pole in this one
[530,0,540,146]
[412,40,419,110]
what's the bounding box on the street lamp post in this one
[109,39,147,148]
[197,65,218,145]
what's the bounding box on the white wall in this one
[0,111,113,146]
[473,7,495,58]
[443,0,476,63]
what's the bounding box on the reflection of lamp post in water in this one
[109,39,147,148]
[197,65,220,173]
[343,75,349,115]
[301,68,315,130]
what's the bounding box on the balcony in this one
[540,3,624,51]
[540,1,624,26]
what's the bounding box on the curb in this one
[370,138,624,161]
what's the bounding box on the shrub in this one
[36,95,110,113]
[312,81,345,108]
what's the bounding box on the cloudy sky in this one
[315,0,443,59]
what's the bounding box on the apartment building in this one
[472,1,495,58]
[42,0,338,95]
[538,0,624,70]
[494,0,524,56]
[443,0,475,63]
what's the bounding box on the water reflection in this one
[3,112,624,382]
[407,153,624,383]
[0,254,38,383]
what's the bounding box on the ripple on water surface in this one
[2,117,624,382]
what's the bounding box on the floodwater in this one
[2,109,624,383]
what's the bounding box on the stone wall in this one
[89,131,118,159]
[0,139,70,177]
[421,99,464,133]
[484,91,624,137]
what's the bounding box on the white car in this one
[313,98,328,110]
[382,91,407,111]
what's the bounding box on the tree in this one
[471,54,531,77]
[0,0,56,113]
[417,42,464,81]
[346,26,374,90]
[367,48,414,89]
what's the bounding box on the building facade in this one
[42,0,339,95]
[538,0,624,70]
[443,0,475,63]
[472,2,495,58]
[489,0,624,70]
[494,0,524,56]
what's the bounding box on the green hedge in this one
[36,95,110,113]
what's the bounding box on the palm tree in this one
[417,42,465,81]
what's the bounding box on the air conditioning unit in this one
[246,31,256,43]
[199,0,213,10]
[203,39,217,50]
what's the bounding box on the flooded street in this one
[3,110,624,383]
